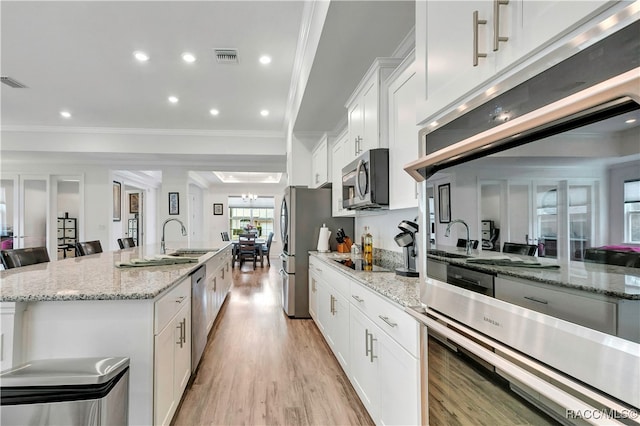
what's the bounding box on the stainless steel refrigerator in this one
[279,186,354,318]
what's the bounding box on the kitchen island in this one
[0,242,233,426]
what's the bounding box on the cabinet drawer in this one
[64,228,76,238]
[155,278,191,334]
[350,281,419,356]
[64,219,75,228]
[310,257,350,298]
[495,276,617,335]
[57,218,64,227]
[57,229,64,238]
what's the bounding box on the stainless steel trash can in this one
[0,357,129,426]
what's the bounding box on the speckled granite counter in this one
[427,246,640,300]
[309,251,420,307]
[0,242,231,302]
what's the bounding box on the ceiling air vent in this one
[214,49,239,64]
[1,76,28,88]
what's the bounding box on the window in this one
[228,196,275,239]
[624,180,640,243]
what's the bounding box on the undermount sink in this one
[427,250,470,259]
[167,249,216,258]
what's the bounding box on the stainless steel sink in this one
[168,249,216,258]
[427,250,470,259]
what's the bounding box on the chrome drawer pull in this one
[379,315,398,327]
[524,296,549,305]
[351,295,364,303]
[175,296,186,304]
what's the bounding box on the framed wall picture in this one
[438,183,451,223]
[129,193,139,214]
[113,181,122,222]
[168,192,179,215]
[213,203,223,215]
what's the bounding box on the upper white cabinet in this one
[345,58,403,159]
[387,53,419,210]
[310,134,329,189]
[416,0,615,125]
[331,131,355,217]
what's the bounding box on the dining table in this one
[231,237,266,267]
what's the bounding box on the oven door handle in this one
[449,274,491,291]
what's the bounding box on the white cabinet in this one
[308,264,320,325]
[154,277,191,426]
[345,58,403,157]
[308,255,421,425]
[331,132,355,217]
[416,0,615,124]
[387,53,419,210]
[205,246,233,333]
[349,283,420,426]
[494,275,617,335]
[311,135,329,189]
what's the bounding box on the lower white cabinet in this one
[154,278,191,426]
[309,255,421,425]
[309,267,320,325]
[205,246,233,333]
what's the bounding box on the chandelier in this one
[242,193,258,201]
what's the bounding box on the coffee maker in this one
[394,220,419,277]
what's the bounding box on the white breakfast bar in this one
[0,242,234,426]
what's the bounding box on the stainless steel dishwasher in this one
[191,265,207,373]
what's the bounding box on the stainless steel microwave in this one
[342,148,389,210]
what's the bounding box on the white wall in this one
[205,181,287,258]
[355,207,420,253]
[56,180,80,219]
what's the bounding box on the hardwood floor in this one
[172,262,374,426]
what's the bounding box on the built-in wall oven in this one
[406,4,640,425]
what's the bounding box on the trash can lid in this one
[0,357,129,387]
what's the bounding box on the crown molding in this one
[0,125,284,139]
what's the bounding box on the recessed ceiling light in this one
[60,111,71,118]
[625,118,637,124]
[168,96,179,104]
[182,52,196,63]
[210,109,219,116]
[260,110,269,117]
[259,55,271,65]
[133,51,149,62]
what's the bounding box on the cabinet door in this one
[154,323,176,426]
[360,76,379,153]
[308,271,320,324]
[317,280,332,341]
[332,291,350,371]
[174,303,191,396]
[349,307,380,421]
[424,1,494,121]
[378,330,420,426]
[388,60,419,210]
[348,101,363,159]
[331,136,355,217]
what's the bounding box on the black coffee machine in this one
[394,220,419,277]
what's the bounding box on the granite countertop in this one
[427,246,640,300]
[309,251,420,307]
[0,242,232,302]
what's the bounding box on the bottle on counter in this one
[363,226,373,271]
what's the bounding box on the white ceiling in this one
[1,1,415,184]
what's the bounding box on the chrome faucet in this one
[445,219,471,254]
[161,218,187,254]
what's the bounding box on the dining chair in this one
[76,240,103,256]
[221,231,230,241]
[261,232,274,266]
[238,234,257,270]
[117,237,136,249]
[502,242,537,256]
[0,247,50,269]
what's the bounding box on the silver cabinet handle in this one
[365,329,371,357]
[493,0,509,51]
[351,295,364,303]
[330,295,335,315]
[182,318,187,344]
[473,11,487,66]
[367,330,377,363]
[221,268,225,280]
[356,136,363,154]
[379,315,398,328]
[213,277,217,292]
[524,296,549,305]
[175,296,186,304]
[312,280,316,292]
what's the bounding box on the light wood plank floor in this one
[172,262,373,426]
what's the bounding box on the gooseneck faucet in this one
[161,218,188,254]
[445,219,471,254]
